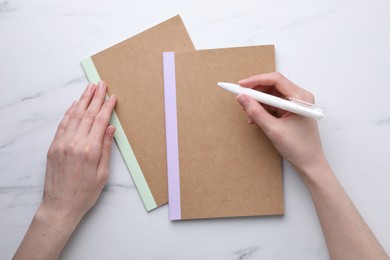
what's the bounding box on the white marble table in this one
[1,0,390,259]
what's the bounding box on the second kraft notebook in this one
[163,45,284,220]
[81,15,195,211]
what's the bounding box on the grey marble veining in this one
[276,8,336,31]
[0,1,16,14]
[234,246,259,259]
[1,0,389,259]
[0,75,84,110]
[377,117,390,125]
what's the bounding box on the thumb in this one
[236,94,278,133]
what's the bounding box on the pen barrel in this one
[241,88,326,120]
[216,82,326,120]
[282,101,325,119]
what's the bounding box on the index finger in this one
[238,72,313,102]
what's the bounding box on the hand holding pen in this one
[232,72,388,260]
[233,72,326,173]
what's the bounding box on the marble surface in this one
[1,0,390,259]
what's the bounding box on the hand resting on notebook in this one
[14,81,117,260]
[237,72,389,260]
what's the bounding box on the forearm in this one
[298,160,388,260]
[14,204,81,260]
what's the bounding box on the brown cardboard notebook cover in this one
[90,15,195,209]
[166,45,283,220]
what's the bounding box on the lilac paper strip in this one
[163,52,181,220]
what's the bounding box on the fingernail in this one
[106,126,116,136]
[237,94,249,106]
[88,84,95,92]
[238,78,248,84]
[108,94,116,102]
[111,126,117,135]
[98,81,106,89]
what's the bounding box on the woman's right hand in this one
[236,72,327,174]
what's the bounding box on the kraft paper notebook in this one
[81,15,195,211]
[163,45,284,220]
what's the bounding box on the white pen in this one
[216,82,327,120]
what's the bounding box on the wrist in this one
[36,202,81,233]
[294,155,333,186]
[15,203,83,260]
